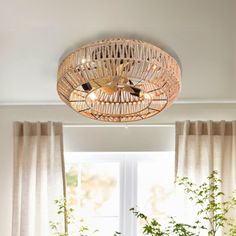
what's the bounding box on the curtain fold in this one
[12,122,66,236]
[175,120,236,234]
[175,120,236,192]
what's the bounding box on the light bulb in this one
[152,64,157,70]
[140,92,151,100]
[143,93,150,99]
[81,58,86,64]
[88,92,97,101]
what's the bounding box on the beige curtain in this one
[12,122,66,236]
[175,120,236,233]
[176,121,236,190]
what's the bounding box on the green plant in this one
[50,199,98,236]
[53,171,236,236]
[176,171,236,236]
[113,232,122,236]
[227,220,236,236]
[131,171,236,236]
[130,208,203,236]
[130,208,165,235]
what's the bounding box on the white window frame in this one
[65,151,174,236]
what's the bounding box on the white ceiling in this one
[1,0,236,105]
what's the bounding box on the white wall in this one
[1,103,236,235]
[64,126,175,152]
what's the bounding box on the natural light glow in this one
[65,152,176,236]
[65,155,120,236]
[137,154,175,235]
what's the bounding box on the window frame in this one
[65,151,174,236]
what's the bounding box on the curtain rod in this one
[63,123,175,128]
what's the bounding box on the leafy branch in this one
[176,171,236,236]
[130,208,204,236]
[131,171,236,236]
[50,198,98,236]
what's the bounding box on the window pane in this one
[65,152,175,236]
[79,162,120,217]
[66,162,79,208]
[138,153,175,228]
[65,160,120,235]
[83,217,119,236]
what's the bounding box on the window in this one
[65,152,175,236]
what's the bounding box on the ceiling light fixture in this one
[57,38,181,122]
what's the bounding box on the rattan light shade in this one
[57,38,181,122]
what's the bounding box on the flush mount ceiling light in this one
[57,38,181,122]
